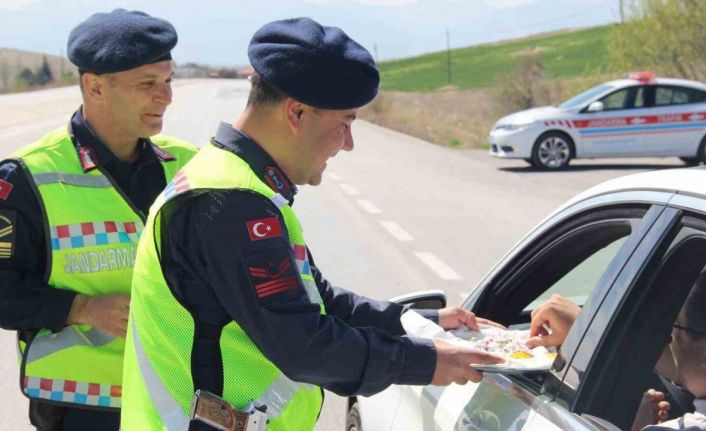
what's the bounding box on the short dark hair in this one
[684,272,706,338]
[246,72,286,108]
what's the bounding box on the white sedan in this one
[488,73,706,169]
[347,166,705,431]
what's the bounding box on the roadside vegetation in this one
[0,48,78,94]
[361,0,706,149]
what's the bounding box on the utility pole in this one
[0,56,8,93]
[446,29,452,85]
[60,48,65,77]
[373,41,378,63]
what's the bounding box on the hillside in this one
[378,25,612,92]
[0,47,77,93]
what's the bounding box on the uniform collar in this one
[69,108,176,173]
[695,399,706,416]
[211,122,298,204]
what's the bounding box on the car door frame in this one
[574,85,649,157]
[554,194,706,430]
[642,84,706,156]
[460,191,676,430]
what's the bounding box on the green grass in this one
[378,25,613,92]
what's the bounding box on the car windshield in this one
[558,84,614,109]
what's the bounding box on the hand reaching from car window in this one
[630,389,671,431]
[527,294,580,347]
[438,307,505,331]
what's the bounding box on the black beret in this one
[248,17,380,110]
[68,9,177,74]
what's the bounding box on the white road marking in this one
[326,172,342,180]
[414,252,463,281]
[380,221,413,241]
[357,199,382,214]
[339,183,359,195]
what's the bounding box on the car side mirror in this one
[587,101,604,113]
[390,290,446,310]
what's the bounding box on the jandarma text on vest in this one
[63,245,137,273]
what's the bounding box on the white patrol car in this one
[488,72,706,169]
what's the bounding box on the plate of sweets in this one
[449,325,557,373]
[401,310,557,373]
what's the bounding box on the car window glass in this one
[559,84,613,109]
[634,87,645,108]
[691,89,706,103]
[600,88,633,110]
[474,206,649,329]
[655,86,704,106]
[523,236,628,313]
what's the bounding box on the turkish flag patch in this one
[0,180,13,201]
[246,217,283,241]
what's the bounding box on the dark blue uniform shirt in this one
[161,123,438,397]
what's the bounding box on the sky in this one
[0,0,620,66]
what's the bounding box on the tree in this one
[610,0,706,81]
[496,53,546,112]
[35,55,54,86]
[18,68,36,86]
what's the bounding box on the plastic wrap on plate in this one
[401,310,556,373]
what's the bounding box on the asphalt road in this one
[0,79,688,430]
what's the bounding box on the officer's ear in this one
[80,72,107,102]
[283,98,307,131]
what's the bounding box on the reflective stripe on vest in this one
[26,327,114,364]
[32,172,113,188]
[131,318,190,431]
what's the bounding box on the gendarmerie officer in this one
[121,17,502,431]
[0,9,196,430]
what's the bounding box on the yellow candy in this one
[509,351,533,359]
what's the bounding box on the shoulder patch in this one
[246,216,283,241]
[0,209,16,259]
[0,179,13,201]
[245,247,303,305]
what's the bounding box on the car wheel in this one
[697,134,706,164]
[679,156,700,166]
[531,132,573,170]
[346,401,363,431]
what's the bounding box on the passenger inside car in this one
[526,277,706,430]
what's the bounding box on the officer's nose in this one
[154,82,173,106]
[343,127,354,151]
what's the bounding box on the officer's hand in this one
[431,339,504,386]
[67,293,130,338]
[527,294,580,348]
[438,307,505,331]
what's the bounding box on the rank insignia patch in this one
[0,179,13,201]
[0,210,16,259]
[246,250,302,303]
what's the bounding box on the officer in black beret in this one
[0,9,196,431]
[121,17,502,430]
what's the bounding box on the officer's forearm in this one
[0,269,76,331]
